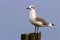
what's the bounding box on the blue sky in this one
[0,0,60,40]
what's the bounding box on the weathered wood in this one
[21,32,41,40]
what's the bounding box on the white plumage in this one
[27,5,55,33]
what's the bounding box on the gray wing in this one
[35,15,49,25]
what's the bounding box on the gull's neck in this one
[29,9,36,18]
[30,9,36,15]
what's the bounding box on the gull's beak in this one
[26,7,30,9]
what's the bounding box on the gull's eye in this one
[31,7,35,9]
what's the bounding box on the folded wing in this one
[35,15,49,25]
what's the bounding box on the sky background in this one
[0,0,60,40]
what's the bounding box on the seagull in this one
[26,5,55,33]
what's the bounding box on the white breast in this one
[29,10,36,19]
[29,9,36,18]
[29,10,37,24]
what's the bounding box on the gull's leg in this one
[37,27,39,33]
[37,27,39,40]
[34,26,36,33]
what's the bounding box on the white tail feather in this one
[48,23,54,27]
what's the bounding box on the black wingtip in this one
[52,23,55,26]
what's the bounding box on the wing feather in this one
[35,15,49,25]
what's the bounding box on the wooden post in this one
[21,32,41,40]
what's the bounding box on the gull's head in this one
[26,5,35,10]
